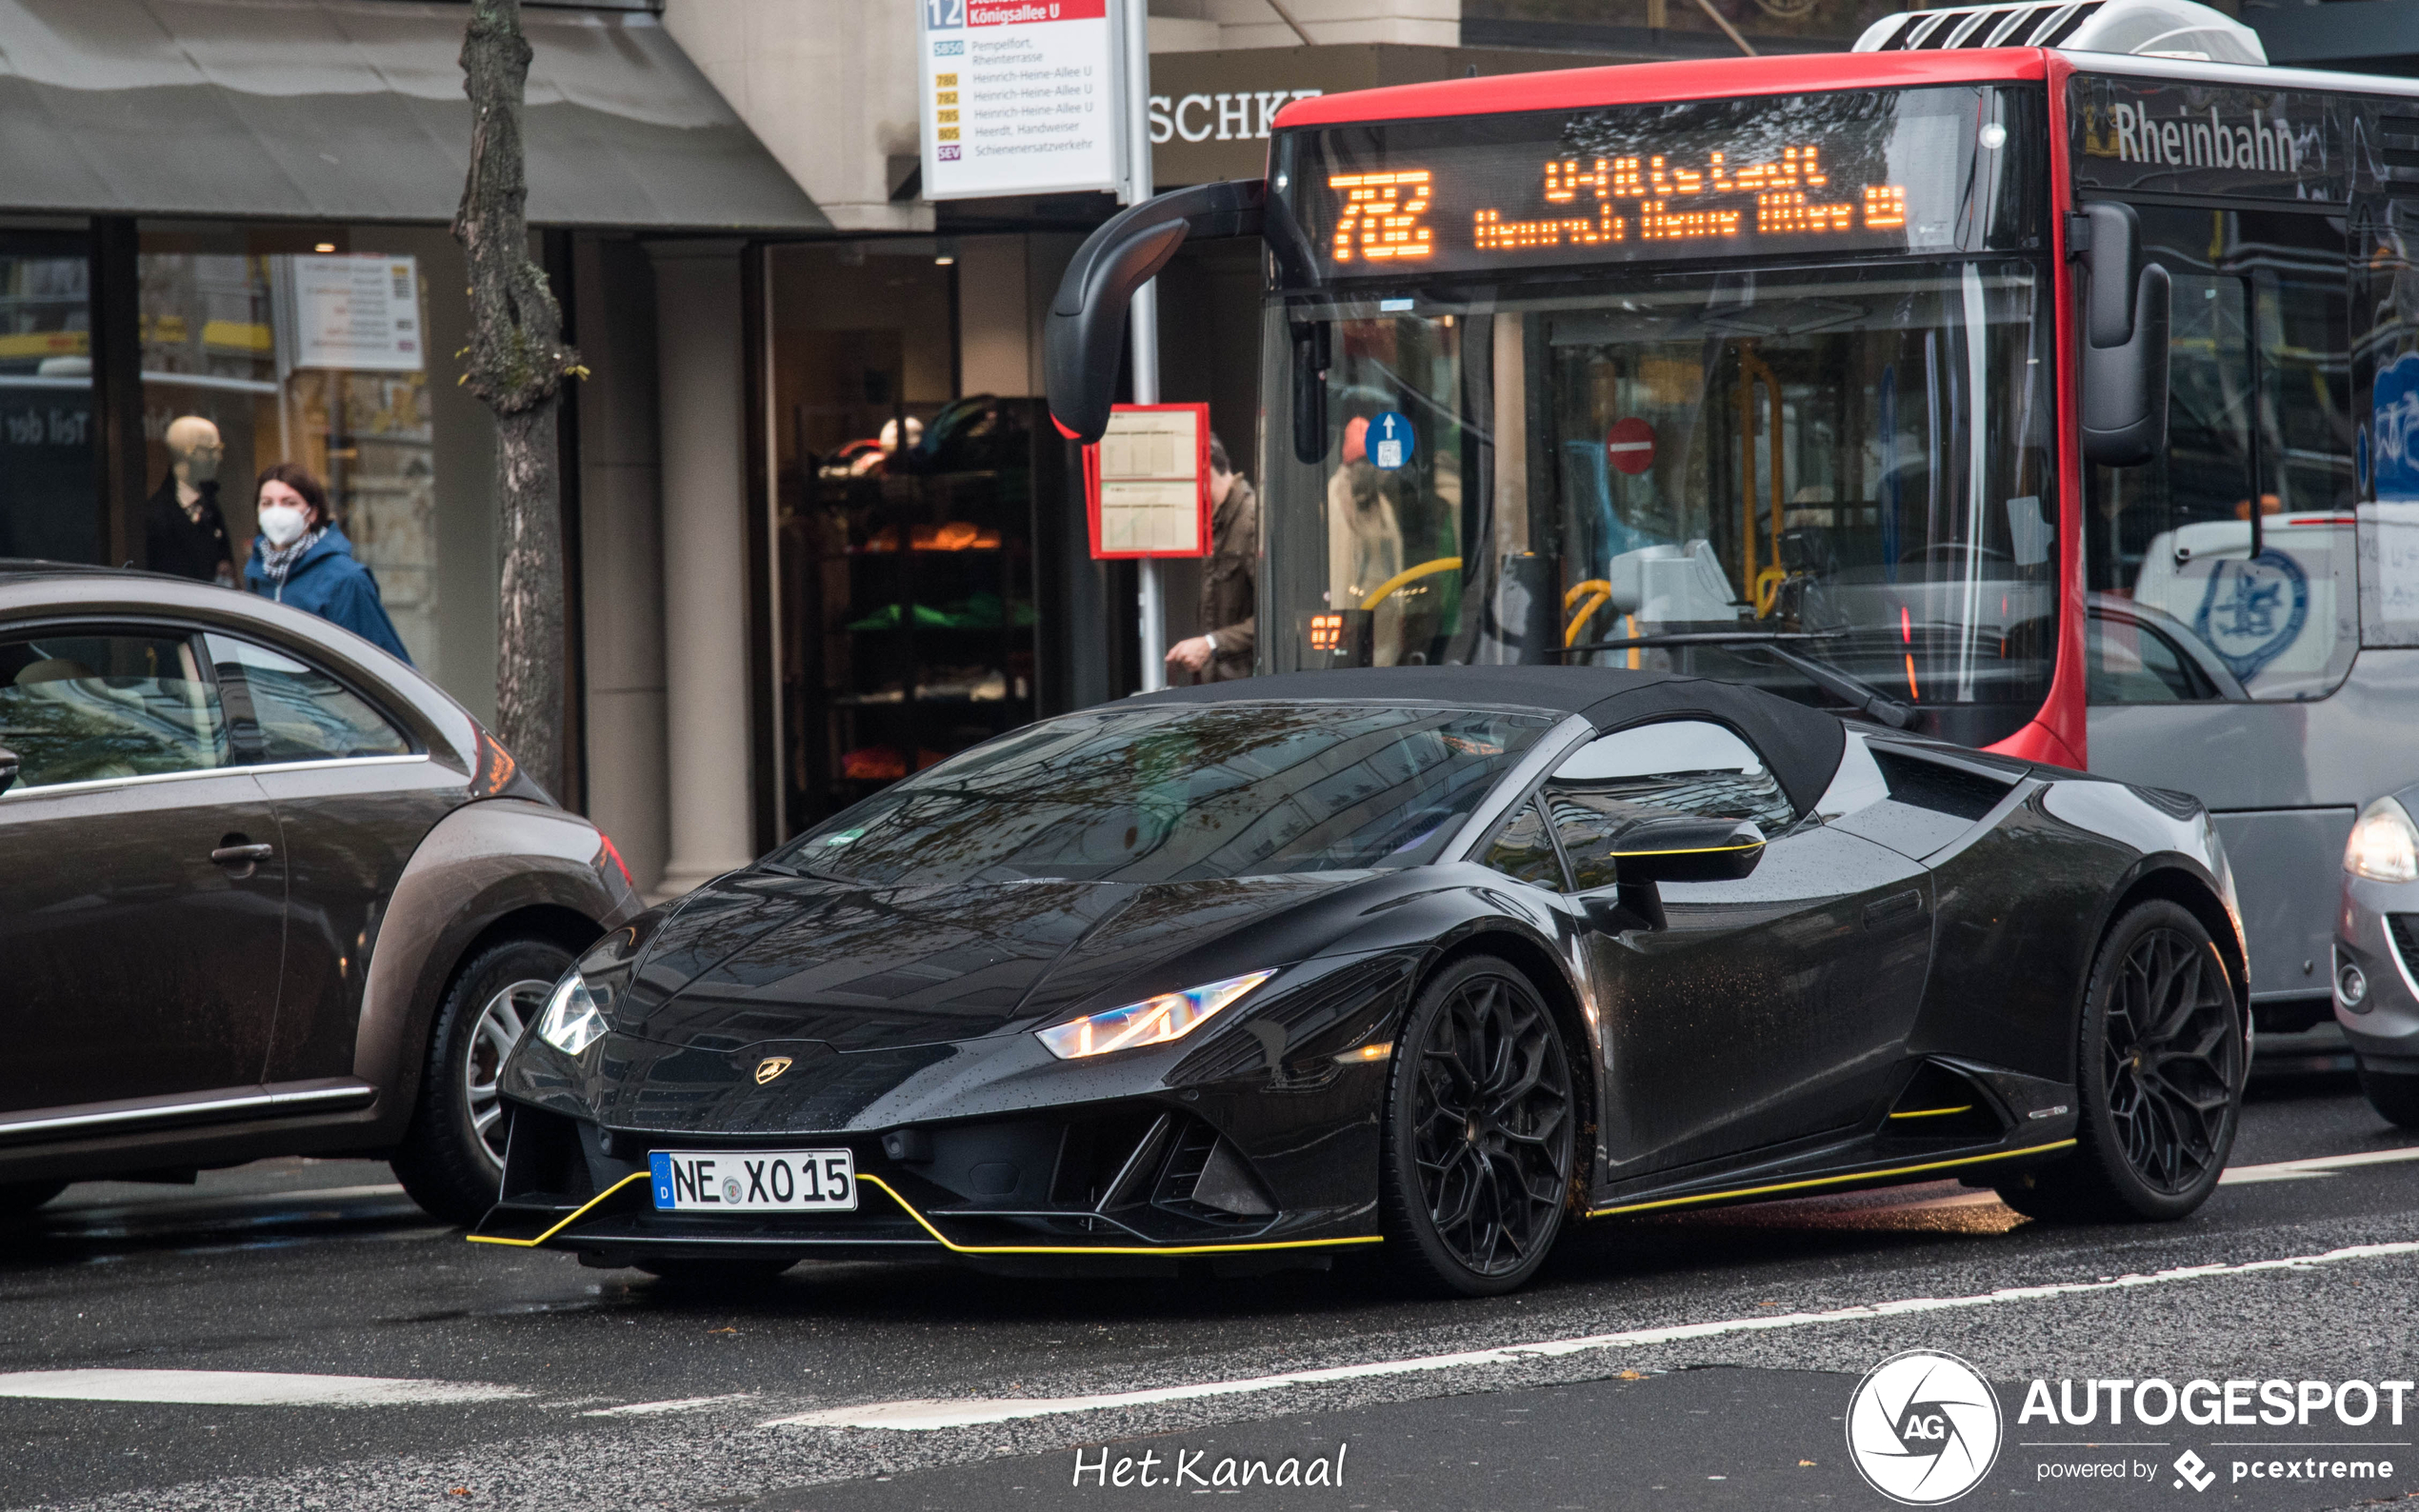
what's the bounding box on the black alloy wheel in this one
[1997,900,2242,1224]
[391,935,580,1225]
[1379,955,1576,1296]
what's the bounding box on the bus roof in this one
[1271,45,2419,137]
[1269,49,2050,132]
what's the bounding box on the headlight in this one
[535,973,607,1057]
[1036,971,1275,1061]
[2346,798,2419,883]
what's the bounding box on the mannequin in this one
[144,415,234,585]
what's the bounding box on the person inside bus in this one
[1328,415,1406,666]
[242,463,413,664]
[1165,432,1257,683]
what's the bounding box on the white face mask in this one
[258,503,310,547]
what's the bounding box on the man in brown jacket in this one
[1165,433,1257,682]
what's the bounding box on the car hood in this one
[612,870,1361,1054]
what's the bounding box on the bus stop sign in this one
[1609,417,1655,475]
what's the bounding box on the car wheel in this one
[634,1257,796,1287]
[390,936,576,1226]
[0,1181,66,1220]
[1995,900,2242,1224]
[1378,955,1576,1297]
[2355,1059,2419,1129]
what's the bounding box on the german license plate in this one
[649,1149,856,1212]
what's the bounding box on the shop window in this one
[135,226,445,668]
[0,233,98,564]
[770,242,1052,826]
[2085,208,2355,702]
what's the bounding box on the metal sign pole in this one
[1121,0,1168,692]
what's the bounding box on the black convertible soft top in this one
[1130,666,1849,818]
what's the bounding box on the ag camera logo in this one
[1848,1350,2005,1504]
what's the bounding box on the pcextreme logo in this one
[1847,1350,2006,1504]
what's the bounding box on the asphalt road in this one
[3,1069,2416,1512]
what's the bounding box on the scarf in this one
[258,526,328,589]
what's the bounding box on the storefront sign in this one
[919,0,1121,200]
[1147,45,1595,187]
[1087,403,1210,558]
[275,254,424,373]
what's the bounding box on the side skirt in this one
[1586,1138,2076,1219]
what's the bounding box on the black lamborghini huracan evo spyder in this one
[475,666,2249,1295]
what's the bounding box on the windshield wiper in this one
[1557,630,1919,729]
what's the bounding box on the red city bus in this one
[1046,0,2419,1039]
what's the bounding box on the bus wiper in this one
[1558,630,1919,729]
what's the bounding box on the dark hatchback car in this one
[0,563,639,1224]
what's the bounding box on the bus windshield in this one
[1259,84,2056,746]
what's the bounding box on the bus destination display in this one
[1283,88,1984,278]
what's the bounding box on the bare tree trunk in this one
[454,0,582,800]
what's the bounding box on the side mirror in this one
[1611,816,1767,885]
[1043,180,1267,445]
[0,745,15,794]
[2078,202,2171,468]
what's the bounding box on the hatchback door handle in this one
[211,843,274,865]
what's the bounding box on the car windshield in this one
[770,703,1556,885]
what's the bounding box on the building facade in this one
[10,0,2352,900]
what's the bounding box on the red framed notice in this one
[1085,403,1211,560]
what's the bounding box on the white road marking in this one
[581,1394,757,1418]
[2219,1145,2419,1185]
[764,1238,2419,1430]
[0,1369,530,1407]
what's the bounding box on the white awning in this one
[0,0,830,230]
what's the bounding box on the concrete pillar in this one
[647,240,755,901]
[574,236,670,897]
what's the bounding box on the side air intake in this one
[1852,0,2265,64]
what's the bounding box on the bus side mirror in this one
[2078,202,2170,468]
[1043,180,1267,445]
[1290,320,1329,465]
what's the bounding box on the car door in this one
[1541,719,1934,1177]
[206,633,461,1084]
[0,626,287,1115]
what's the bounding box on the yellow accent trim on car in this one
[1888,1104,1976,1120]
[460,1169,1381,1259]
[1585,1141,2076,1218]
[1358,556,1461,611]
[465,1171,651,1248]
[1609,842,1764,859]
[857,1175,1382,1258]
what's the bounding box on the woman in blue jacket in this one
[242,464,413,665]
